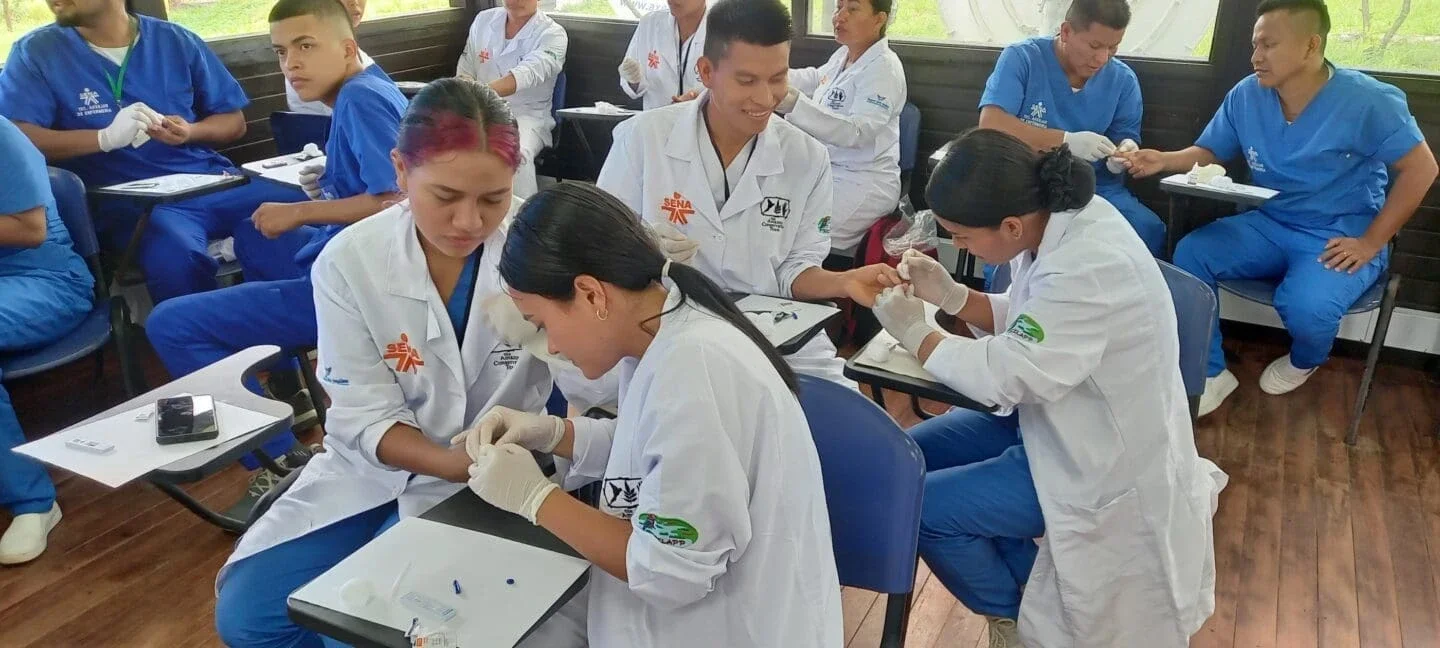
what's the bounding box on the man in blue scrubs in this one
[145,0,407,505]
[1121,0,1437,416]
[0,0,304,304]
[977,0,1165,256]
[0,117,94,565]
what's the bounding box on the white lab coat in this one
[458,8,568,197]
[618,9,707,110]
[923,197,1227,647]
[285,49,376,115]
[560,286,843,647]
[597,98,854,388]
[218,200,552,584]
[787,39,905,249]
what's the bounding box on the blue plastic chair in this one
[551,70,567,122]
[0,168,145,398]
[796,374,926,648]
[269,111,333,155]
[1158,260,1217,419]
[1218,268,1397,445]
[897,102,921,196]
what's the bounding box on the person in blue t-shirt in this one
[1119,0,1437,417]
[0,117,95,565]
[144,0,408,501]
[0,0,305,304]
[977,0,1164,257]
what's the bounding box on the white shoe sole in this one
[1198,373,1239,418]
[0,507,62,565]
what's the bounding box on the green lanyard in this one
[102,17,139,108]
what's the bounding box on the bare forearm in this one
[536,492,632,581]
[954,290,996,333]
[297,193,398,227]
[375,423,469,482]
[0,207,48,248]
[490,74,519,97]
[188,112,246,146]
[978,107,1064,151]
[1159,146,1219,173]
[1365,145,1440,245]
[790,266,848,301]
[16,122,103,161]
[548,419,578,460]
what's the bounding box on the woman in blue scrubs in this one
[0,117,94,565]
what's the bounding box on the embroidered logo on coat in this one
[661,192,695,225]
[383,333,425,373]
[647,50,661,69]
[638,513,699,547]
[603,477,642,519]
[479,48,492,63]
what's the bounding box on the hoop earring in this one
[596,309,609,322]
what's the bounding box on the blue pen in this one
[452,579,463,595]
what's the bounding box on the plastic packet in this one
[882,196,943,257]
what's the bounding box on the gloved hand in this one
[776,86,800,114]
[897,249,969,315]
[1062,131,1117,163]
[1106,138,1138,174]
[467,444,560,524]
[97,102,162,152]
[479,293,576,369]
[452,406,566,460]
[298,164,327,201]
[619,57,644,86]
[874,285,939,354]
[646,220,700,264]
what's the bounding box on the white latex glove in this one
[1106,138,1138,174]
[98,103,160,152]
[1062,131,1117,163]
[897,249,969,315]
[452,406,566,460]
[467,444,560,524]
[776,86,800,114]
[874,285,938,354]
[646,220,700,264]
[619,57,644,85]
[298,164,326,201]
[479,293,574,368]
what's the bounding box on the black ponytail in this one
[499,183,799,394]
[925,127,1095,228]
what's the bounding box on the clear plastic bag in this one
[882,196,943,257]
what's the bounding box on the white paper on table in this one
[14,401,281,488]
[289,517,590,647]
[102,173,237,195]
[852,302,943,383]
[734,295,841,349]
[1161,173,1278,200]
[243,154,328,188]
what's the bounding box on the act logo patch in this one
[1006,314,1045,344]
[638,512,699,547]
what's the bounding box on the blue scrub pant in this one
[0,270,92,516]
[1096,184,1166,257]
[1173,210,1386,377]
[216,502,401,648]
[910,410,1044,619]
[145,272,319,469]
[96,181,305,303]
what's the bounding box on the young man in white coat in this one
[777,0,905,251]
[597,0,893,388]
[458,0,567,197]
[618,0,708,109]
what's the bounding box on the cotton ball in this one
[866,341,893,363]
[1209,175,1234,188]
[1187,163,1226,185]
[340,578,375,608]
[302,142,321,158]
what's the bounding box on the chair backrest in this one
[269,111,333,155]
[796,374,925,594]
[47,167,99,261]
[551,70,568,121]
[1157,260,1215,399]
[898,102,920,174]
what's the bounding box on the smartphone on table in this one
[155,395,220,445]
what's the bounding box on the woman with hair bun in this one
[871,127,1227,647]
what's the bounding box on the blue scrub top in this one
[445,248,483,345]
[979,36,1142,190]
[1196,66,1424,232]
[0,117,93,288]
[0,15,247,188]
[294,64,409,268]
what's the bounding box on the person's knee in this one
[215,580,285,648]
[1274,284,1347,342]
[144,298,194,355]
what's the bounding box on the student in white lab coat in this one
[598,0,895,388]
[457,181,843,647]
[617,0,708,109]
[777,0,905,250]
[870,129,1227,648]
[213,79,555,648]
[284,0,375,115]
[458,0,568,198]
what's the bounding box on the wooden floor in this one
[2,338,1438,647]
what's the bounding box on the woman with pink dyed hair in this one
[214,78,564,648]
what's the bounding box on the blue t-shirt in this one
[1196,66,1425,231]
[979,36,1142,189]
[0,15,248,188]
[0,117,93,289]
[294,64,409,267]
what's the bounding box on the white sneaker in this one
[985,616,1022,648]
[1259,354,1316,395]
[1198,369,1239,418]
[0,503,62,565]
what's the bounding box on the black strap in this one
[701,108,757,206]
[676,30,695,95]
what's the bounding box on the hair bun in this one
[1037,145,1096,212]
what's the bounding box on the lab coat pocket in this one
[1046,488,1167,644]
